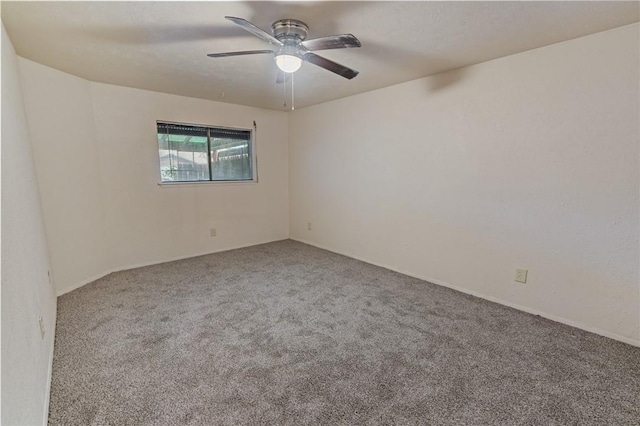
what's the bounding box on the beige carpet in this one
[49,240,640,425]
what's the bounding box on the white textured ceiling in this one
[2,1,638,110]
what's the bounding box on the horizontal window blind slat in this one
[157,123,250,140]
[210,129,250,140]
[157,123,207,137]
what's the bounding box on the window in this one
[157,121,255,183]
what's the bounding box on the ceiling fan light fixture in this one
[275,54,302,73]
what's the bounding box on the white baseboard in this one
[290,237,640,348]
[55,238,289,297]
[56,270,113,297]
[42,301,57,425]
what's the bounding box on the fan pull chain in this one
[283,74,287,108]
[291,73,295,111]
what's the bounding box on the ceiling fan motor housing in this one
[272,19,309,42]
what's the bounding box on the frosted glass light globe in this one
[275,54,302,73]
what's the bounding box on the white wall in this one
[1,24,58,425]
[289,24,640,344]
[18,59,111,296]
[18,60,289,296]
[90,83,289,274]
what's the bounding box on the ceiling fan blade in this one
[301,34,361,51]
[225,16,283,47]
[207,50,274,58]
[276,70,292,84]
[304,53,359,79]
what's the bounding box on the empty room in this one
[2,1,639,424]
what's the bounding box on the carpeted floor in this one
[49,240,640,425]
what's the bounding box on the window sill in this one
[158,180,257,187]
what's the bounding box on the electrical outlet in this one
[209,228,217,237]
[39,316,45,339]
[515,269,528,283]
[307,222,312,231]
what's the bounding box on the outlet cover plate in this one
[515,269,528,283]
[39,316,45,339]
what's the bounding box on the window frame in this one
[156,120,258,186]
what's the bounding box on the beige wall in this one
[90,83,289,275]
[1,24,58,425]
[18,60,289,296]
[18,59,111,295]
[289,24,640,344]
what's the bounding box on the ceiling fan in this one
[207,16,361,83]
